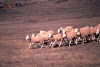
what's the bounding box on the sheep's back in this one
[35,36,44,44]
[64,26,73,33]
[48,30,55,35]
[80,28,89,37]
[53,34,62,41]
[67,30,76,40]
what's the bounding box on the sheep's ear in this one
[57,29,61,33]
[26,35,30,40]
[90,26,93,29]
[75,28,78,32]
[62,30,66,34]
[48,33,52,38]
[96,28,100,34]
[32,34,35,37]
[60,27,62,29]
[62,33,66,38]
[76,32,81,36]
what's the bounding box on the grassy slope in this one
[0,0,100,67]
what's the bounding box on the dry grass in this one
[0,0,100,67]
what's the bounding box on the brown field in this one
[0,0,100,67]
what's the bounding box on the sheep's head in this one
[75,28,79,32]
[57,27,63,33]
[48,33,53,38]
[90,26,93,29]
[96,28,100,34]
[76,31,81,36]
[62,30,66,34]
[26,35,30,40]
[62,33,66,38]
[57,29,61,33]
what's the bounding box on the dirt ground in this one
[0,0,100,67]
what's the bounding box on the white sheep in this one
[26,34,44,49]
[47,30,55,35]
[39,30,54,35]
[64,26,74,32]
[90,25,100,41]
[62,28,79,47]
[38,30,55,44]
[39,30,47,35]
[48,33,63,48]
[57,26,73,34]
[79,26,91,44]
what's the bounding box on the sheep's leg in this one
[69,41,72,47]
[89,36,92,41]
[97,36,100,42]
[40,44,44,49]
[38,43,41,48]
[59,39,62,47]
[77,37,81,41]
[99,38,100,42]
[92,35,94,41]
[88,36,91,41]
[51,40,56,48]
[28,43,33,49]
[75,38,78,45]
[59,41,62,47]
[49,41,53,47]
[63,38,68,45]
[98,35,100,42]
[84,37,87,42]
[82,38,84,44]
[93,35,96,41]
[97,37,99,42]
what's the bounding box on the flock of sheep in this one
[26,24,100,49]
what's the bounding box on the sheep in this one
[38,30,54,36]
[57,26,73,34]
[96,28,100,42]
[48,33,63,48]
[26,34,44,49]
[38,30,55,44]
[90,25,100,42]
[94,25,100,42]
[62,28,80,47]
[39,30,47,35]
[48,30,55,35]
[79,26,91,44]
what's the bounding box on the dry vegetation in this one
[0,0,100,67]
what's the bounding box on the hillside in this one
[0,0,100,67]
[0,0,100,22]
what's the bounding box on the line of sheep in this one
[26,24,100,49]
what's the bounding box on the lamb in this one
[57,26,73,34]
[48,33,63,48]
[26,34,44,49]
[62,28,80,47]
